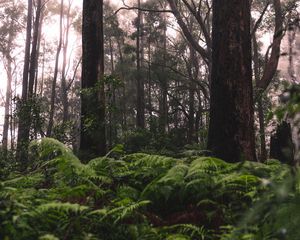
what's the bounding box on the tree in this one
[80,0,106,158]
[252,0,284,161]
[47,0,64,136]
[16,0,33,166]
[207,0,256,162]
[136,0,145,129]
[0,2,24,153]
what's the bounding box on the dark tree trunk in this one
[16,0,33,166]
[116,37,127,133]
[28,0,42,97]
[147,35,153,118]
[136,0,145,129]
[270,121,294,165]
[159,19,168,134]
[187,42,199,144]
[80,0,106,158]
[208,0,256,162]
[34,8,44,96]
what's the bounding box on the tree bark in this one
[80,0,106,158]
[208,0,256,162]
[136,0,145,129]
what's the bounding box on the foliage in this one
[0,138,299,239]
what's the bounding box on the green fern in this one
[38,234,59,240]
[160,224,207,240]
[36,202,89,215]
[90,200,150,224]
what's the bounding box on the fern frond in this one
[36,202,89,215]
[186,157,229,179]
[161,224,206,240]
[38,234,59,240]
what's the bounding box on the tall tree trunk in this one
[253,30,267,162]
[34,8,44,96]
[136,0,145,129]
[16,0,33,166]
[147,35,152,118]
[80,0,106,158]
[61,1,71,124]
[187,42,199,144]
[108,36,116,147]
[29,0,43,140]
[2,16,15,153]
[159,18,168,133]
[39,38,46,96]
[3,59,13,153]
[47,0,64,136]
[208,0,256,162]
[116,37,127,133]
[253,0,283,161]
[28,0,42,96]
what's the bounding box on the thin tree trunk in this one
[253,30,267,162]
[34,8,44,96]
[147,34,152,116]
[116,38,127,133]
[28,0,42,96]
[108,36,115,147]
[159,18,168,134]
[39,38,46,96]
[16,0,33,166]
[29,0,43,140]
[2,54,13,153]
[136,0,145,129]
[2,16,15,152]
[47,0,64,136]
[61,1,71,124]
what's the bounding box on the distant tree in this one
[136,0,145,129]
[16,0,44,166]
[80,0,106,158]
[47,0,64,136]
[0,2,24,153]
[252,0,284,161]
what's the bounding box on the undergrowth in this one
[0,138,299,239]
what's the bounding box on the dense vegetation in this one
[1,138,299,240]
[1,1,300,239]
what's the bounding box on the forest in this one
[0,0,300,239]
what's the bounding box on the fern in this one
[186,157,230,179]
[1,138,297,240]
[38,234,59,240]
[160,224,207,240]
[90,200,151,224]
[36,202,89,215]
